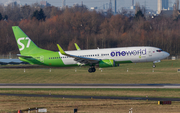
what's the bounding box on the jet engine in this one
[98,59,115,68]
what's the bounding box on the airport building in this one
[40,1,51,7]
[157,0,169,14]
[130,0,135,10]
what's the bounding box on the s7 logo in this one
[17,37,31,51]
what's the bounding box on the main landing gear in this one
[153,63,156,68]
[88,66,96,73]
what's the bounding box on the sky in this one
[0,0,178,11]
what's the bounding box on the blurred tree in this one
[0,4,180,56]
[5,5,22,21]
[3,15,8,20]
[38,8,46,21]
[32,10,39,20]
[0,13,2,20]
[135,10,144,19]
[32,9,46,21]
[21,5,32,19]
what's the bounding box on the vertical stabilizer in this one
[12,26,41,55]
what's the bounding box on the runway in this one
[0,93,180,101]
[1,84,180,101]
[0,83,180,88]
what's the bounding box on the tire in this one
[93,68,96,72]
[88,68,92,73]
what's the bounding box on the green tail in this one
[12,26,42,55]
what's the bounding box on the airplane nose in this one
[164,52,170,57]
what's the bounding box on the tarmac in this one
[0,84,180,101]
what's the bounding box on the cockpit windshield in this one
[156,49,163,52]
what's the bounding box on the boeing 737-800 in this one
[12,26,170,73]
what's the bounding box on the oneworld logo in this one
[17,37,31,51]
[111,49,146,57]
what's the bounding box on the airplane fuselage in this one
[19,46,169,67]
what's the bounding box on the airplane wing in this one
[74,43,81,50]
[17,54,32,58]
[57,44,100,64]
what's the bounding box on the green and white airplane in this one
[12,26,170,73]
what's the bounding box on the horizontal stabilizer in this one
[17,54,32,58]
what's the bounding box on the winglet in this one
[57,44,66,55]
[74,43,81,50]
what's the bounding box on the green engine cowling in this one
[99,59,115,68]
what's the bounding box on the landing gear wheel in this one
[153,64,156,68]
[92,68,96,72]
[88,67,96,73]
[88,68,93,73]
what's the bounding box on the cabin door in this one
[148,49,152,57]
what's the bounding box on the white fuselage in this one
[59,46,170,65]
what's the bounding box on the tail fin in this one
[12,26,41,55]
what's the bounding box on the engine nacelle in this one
[99,59,115,68]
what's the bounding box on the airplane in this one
[12,26,170,73]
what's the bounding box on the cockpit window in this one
[156,49,163,52]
